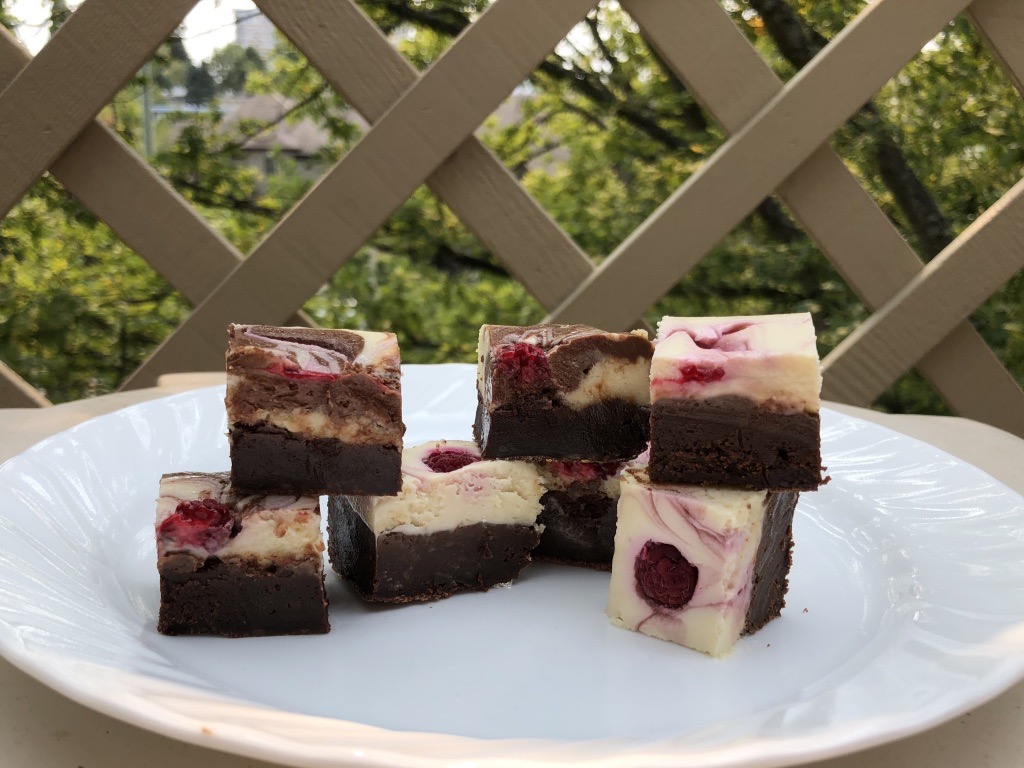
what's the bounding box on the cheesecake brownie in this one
[474,323,653,461]
[649,314,822,490]
[156,472,329,637]
[606,469,797,656]
[532,459,627,570]
[328,440,544,602]
[226,324,404,495]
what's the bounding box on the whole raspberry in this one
[677,362,725,384]
[494,342,551,387]
[264,360,338,380]
[550,460,622,482]
[634,540,698,609]
[158,499,234,553]
[423,447,481,473]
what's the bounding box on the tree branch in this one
[748,0,954,256]
[216,82,329,154]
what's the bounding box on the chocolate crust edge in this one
[533,489,617,570]
[158,555,329,637]
[649,396,821,490]
[474,400,650,461]
[327,495,540,602]
[742,490,798,635]
[230,424,401,495]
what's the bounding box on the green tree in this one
[208,43,265,95]
[1,0,1021,413]
[184,62,216,106]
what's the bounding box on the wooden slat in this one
[0,361,50,408]
[258,0,607,316]
[123,0,597,388]
[0,0,196,218]
[626,0,1024,428]
[0,29,312,325]
[545,0,972,331]
[970,0,1024,96]
[822,175,1024,436]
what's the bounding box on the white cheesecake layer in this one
[354,440,544,536]
[651,313,821,412]
[156,472,322,564]
[606,470,768,656]
[559,355,651,409]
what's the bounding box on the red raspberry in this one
[634,540,698,609]
[550,460,622,482]
[423,447,481,473]
[264,360,338,380]
[158,499,234,553]
[494,343,551,387]
[677,362,725,384]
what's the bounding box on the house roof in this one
[222,93,331,156]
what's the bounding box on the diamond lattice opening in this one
[304,186,543,365]
[0,177,189,402]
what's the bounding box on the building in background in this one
[234,10,276,58]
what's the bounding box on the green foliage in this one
[208,44,266,94]
[0,179,188,402]
[1,0,1022,415]
[185,62,217,106]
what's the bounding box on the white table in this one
[1,374,1022,768]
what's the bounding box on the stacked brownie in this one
[153,314,824,655]
[475,323,655,569]
[606,314,823,656]
[327,322,655,601]
[156,324,405,636]
[156,472,328,636]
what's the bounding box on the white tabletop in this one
[1,374,1022,768]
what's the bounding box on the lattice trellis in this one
[1,0,1022,438]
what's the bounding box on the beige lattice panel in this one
[0,0,1021,437]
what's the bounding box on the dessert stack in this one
[474,324,655,569]
[153,314,824,656]
[155,324,405,636]
[606,314,824,655]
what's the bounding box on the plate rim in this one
[2,365,1024,768]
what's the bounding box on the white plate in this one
[1,363,1023,768]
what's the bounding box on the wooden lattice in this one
[0,0,1022,438]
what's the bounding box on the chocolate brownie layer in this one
[534,489,616,570]
[327,495,540,602]
[649,396,820,490]
[158,555,329,637]
[227,369,403,441]
[230,423,401,495]
[474,400,650,461]
[743,490,797,635]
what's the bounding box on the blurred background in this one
[1,0,1022,413]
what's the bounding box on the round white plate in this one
[1,364,1023,768]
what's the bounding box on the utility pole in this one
[142,61,155,159]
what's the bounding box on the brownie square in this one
[473,323,653,461]
[156,472,329,637]
[606,469,797,656]
[648,314,823,490]
[226,324,405,495]
[327,441,544,602]
[532,459,627,570]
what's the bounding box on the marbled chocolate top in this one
[651,314,821,412]
[227,324,400,388]
[156,472,322,564]
[478,323,653,409]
